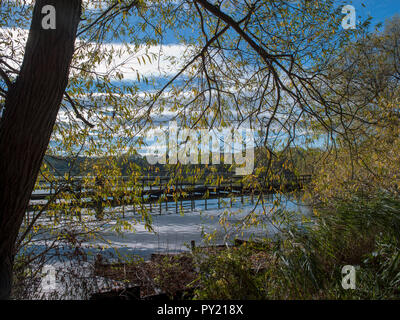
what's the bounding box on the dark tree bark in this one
[0,0,82,299]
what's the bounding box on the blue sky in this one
[2,1,400,108]
[2,1,400,95]
[2,0,399,95]
[85,1,400,93]
[2,0,399,155]
[101,1,400,43]
[351,0,400,25]
[3,1,400,34]
[5,1,399,41]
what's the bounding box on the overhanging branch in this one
[0,68,12,89]
[64,92,95,128]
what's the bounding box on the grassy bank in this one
[192,193,400,299]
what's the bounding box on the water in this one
[25,194,310,259]
[21,194,310,299]
[85,195,311,259]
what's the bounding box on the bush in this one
[193,245,268,300]
[194,194,400,299]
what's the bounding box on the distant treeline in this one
[43,146,320,178]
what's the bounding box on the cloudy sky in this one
[1,0,399,158]
[2,0,399,93]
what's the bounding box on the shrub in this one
[194,194,400,299]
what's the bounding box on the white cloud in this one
[86,42,188,80]
[1,26,189,82]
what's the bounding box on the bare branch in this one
[0,68,12,89]
[64,92,95,128]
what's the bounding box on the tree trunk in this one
[0,0,82,299]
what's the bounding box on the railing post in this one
[180,179,183,214]
[230,175,233,208]
[191,181,195,211]
[205,187,207,211]
[149,178,152,213]
[240,181,244,204]
[159,177,162,215]
[218,178,220,209]
[175,179,178,214]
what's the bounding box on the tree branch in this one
[64,92,95,128]
[194,0,283,65]
[0,68,12,89]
